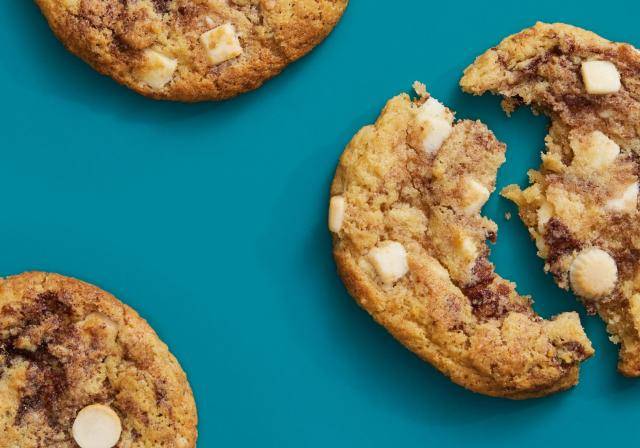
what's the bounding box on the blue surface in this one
[2,1,640,446]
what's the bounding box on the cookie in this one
[0,272,197,447]
[329,83,594,399]
[35,0,348,101]
[461,22,640,376]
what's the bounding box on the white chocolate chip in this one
[461,178,490,215]
[537,201,554,233]
[570,130,620,170]
[420,96,447,116]
[570,248,618,299]
[368,241,409,285]
[414,97,454,154]
[328,195,346,233]
[136,49,177,90]
[200,23,243,65]
[72,404,122,448]
[423,119,453,154]
[605,182,638,213]
[581,60,621,95]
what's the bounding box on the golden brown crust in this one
[462,22,640,376]
[34,0,348,101]
[0,272,197,447]
[329,86,594,399]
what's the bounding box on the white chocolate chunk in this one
[423,119,453,154]
[136,49,177,90]
[415,97,454,154]
[420,96,447,116]
[581,60,621,95]
[328,195,346,233]
[72,404,122,448]
[570,248,618,299]
[368,241,409,285]
[200,23,243,65]
[605,182,638,213]
[461,178,490,215]
[570,130,620,170]
[537,201,554,233]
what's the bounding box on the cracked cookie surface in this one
[462,22,640,376]
[35,0,348,101]
[329,84,593,399]
[0,272,197,447]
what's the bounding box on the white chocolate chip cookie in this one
[329,84,593,399]
[35,0,348,101]
[462,22,640,376]
[0,273,198,447]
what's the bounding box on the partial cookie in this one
[461,22,640,376]
[329,84,593,399]
[0,272,197,447]
[35,0,348,101]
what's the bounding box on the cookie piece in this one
[461,22,640,376]
[35,0,348,101]
[329,84,594,399]
[0,272,197,447]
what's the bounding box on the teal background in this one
[2,1,640,446]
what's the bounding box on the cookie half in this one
[329,83,593,399]
[461,22,640,376]
[35,0,348,101]
[0,272,197,447]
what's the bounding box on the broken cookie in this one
[462,22,640,376]
[329,83,593,398]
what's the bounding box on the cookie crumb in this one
[413,81,428,97]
